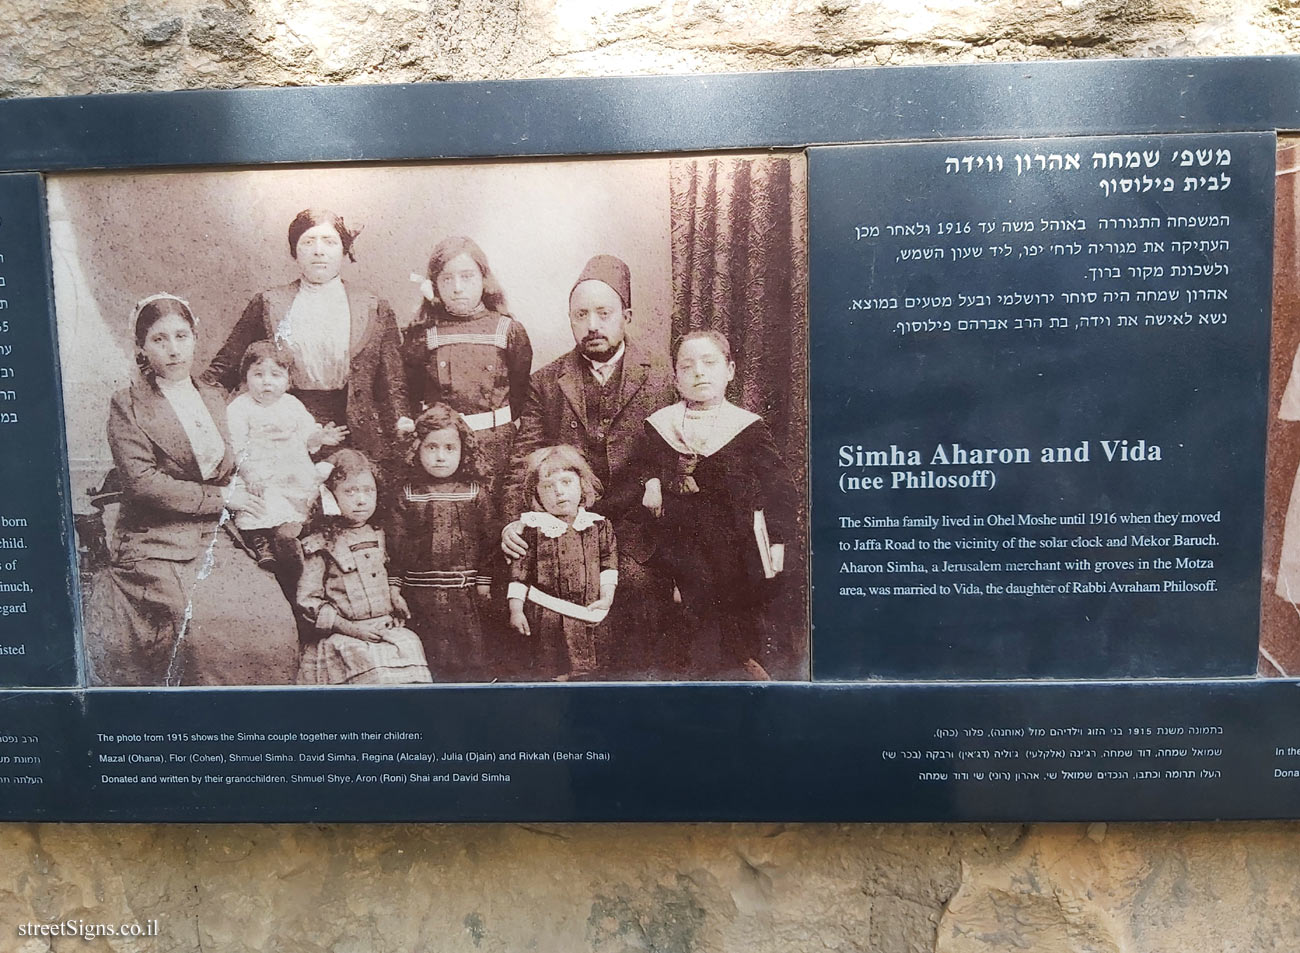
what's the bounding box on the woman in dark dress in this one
[204,208,408,469]
[641,331,797,680]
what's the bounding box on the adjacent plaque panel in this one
[0,691,83,816]
[0,682,1298,822]
[0,174,79,687]
[809,133,1275,681]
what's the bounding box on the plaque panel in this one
[809,132,1274,680]
[0,173,80,688]
[0,60,1294,821]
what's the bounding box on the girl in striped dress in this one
[403,236,532,502]
[386,404,495,682]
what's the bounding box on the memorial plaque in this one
[809,132,1274,680]
[0,59,1297,821]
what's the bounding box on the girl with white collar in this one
[507,445,617,681]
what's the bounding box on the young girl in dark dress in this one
[403,236,532,501]
[386,404,494,682]
[641,331,797,680]
[507,445,618,681]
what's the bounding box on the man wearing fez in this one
[502,254,677,678]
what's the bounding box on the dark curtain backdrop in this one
[1261,140,1300,676]
[668,154,810,677]
[668,154,808,479]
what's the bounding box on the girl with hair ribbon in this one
[403,236,532,501]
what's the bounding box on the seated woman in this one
[83,294,299,686]
[203,208,408,469]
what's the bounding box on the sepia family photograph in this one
[50,154,809,688]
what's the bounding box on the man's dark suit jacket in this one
[506,342,676,563]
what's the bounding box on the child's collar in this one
[647,400,760,457]
[520,508,604,538]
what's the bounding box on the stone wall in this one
[3,1,1300,950]
[4,820,1300,951]
[2,0,1298,97]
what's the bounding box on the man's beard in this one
[580,337,618,361]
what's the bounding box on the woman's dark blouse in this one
[203,280,408,466]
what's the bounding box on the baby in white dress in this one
[226,341,347,569]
